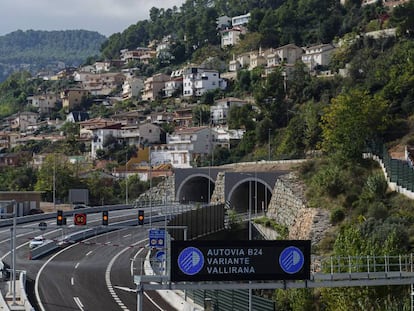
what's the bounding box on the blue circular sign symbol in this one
[279,246,304,274]
[178,247,204,275]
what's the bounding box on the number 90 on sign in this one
[74,213,87,225]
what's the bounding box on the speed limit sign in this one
[74,213,87,225]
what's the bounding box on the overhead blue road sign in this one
[149,229,165,248]
[171,240,311,282]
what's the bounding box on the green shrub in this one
[330,207,345,224]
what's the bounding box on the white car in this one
[29,236,45,249]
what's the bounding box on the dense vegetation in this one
[0,30,106,82]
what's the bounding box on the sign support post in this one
[136,280,143,311]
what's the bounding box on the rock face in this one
[136,175,176,204]
[210,172,225,204]
[267,172,331,246]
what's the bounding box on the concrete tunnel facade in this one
[174,168,287,213]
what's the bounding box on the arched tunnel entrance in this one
[178,175,215,203]
[229,180,272,215]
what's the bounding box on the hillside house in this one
[211,97,248,125]
[122,77,144,101]
[221,27,243,48]
[249,50,268,71]
[27,93,59,114]
[76,72,126,96]
[164,70,184,98]
[61,89,89,112]
[173,108,194,127]
[166,126,214,168]
[147,111,174,124]
[142,73,170,101]
[120,47,153,63]
[182,67,227,97]
[111,110,146,126]
[216,16,231,30]
[90,123,123,159]
[8,112,39,133]
[229,53,250,72]
[79,117,118,139]
[66,111,89,123]
[232,13,250,27]
[302,43,336,71]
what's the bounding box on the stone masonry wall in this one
[267,172,331,246]
[210,171,225,204]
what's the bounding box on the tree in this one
[254,69,288,128]
[34,154,79,202]
[390,0,414,37]
[321,89,389,161]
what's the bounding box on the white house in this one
[302,43,336,71]
[232,13,250,27]
[167,127,214,168]
[90,123,123,159]
[267,44,303,67]
[183,67,227,97]
[221,27,242,48]
[211,97,248,125]
[164,70,184,98]
[229,53,250,72]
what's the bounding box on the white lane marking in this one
[106,238,147,311]
[130,248,143,276]
[35,242,81,311]
[123,234,131,238]
[71,277,74,286]
[75,262,80,269]
[85,250,93,256]
[144,292,165,311]
[73,296,85,310]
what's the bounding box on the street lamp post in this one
[125,152,129,205]
[1,200,17,305]
[10,200,17,306]
[248,180,252,310]
[149,147,152,228]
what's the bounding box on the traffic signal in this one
[138,210,144,225]
[57,210,64,226]
[102,211,109,225]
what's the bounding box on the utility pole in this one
[268,129,271,161]
[53,154,56,210]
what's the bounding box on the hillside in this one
[0,30,106,82]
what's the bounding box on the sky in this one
[0,0,186,37]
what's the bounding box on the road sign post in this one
[149,229,165,249]
[74,213,87,226]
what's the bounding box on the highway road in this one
[0,205,180,311]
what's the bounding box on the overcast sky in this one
[0,0,186,37]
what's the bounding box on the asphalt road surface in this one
[0,207,177,311]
